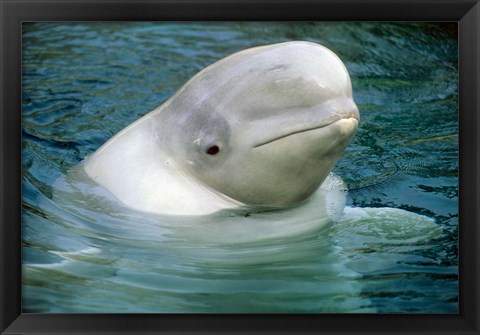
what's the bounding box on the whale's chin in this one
[199,117,358,208]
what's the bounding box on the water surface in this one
[22,22,458,313]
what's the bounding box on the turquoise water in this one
[22,22,458,313]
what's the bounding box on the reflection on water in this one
[22,22,458,313]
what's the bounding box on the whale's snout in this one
[346,103,360,123]
[250,96,359,150]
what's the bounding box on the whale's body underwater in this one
[82,41,359,216]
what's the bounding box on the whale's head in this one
[158,41,359,207]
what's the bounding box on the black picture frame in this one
[1,0,479,334]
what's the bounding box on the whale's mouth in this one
[253,117,358,149]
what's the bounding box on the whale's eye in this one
[206,145,220,155]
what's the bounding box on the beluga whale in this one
[82,41,360,215]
